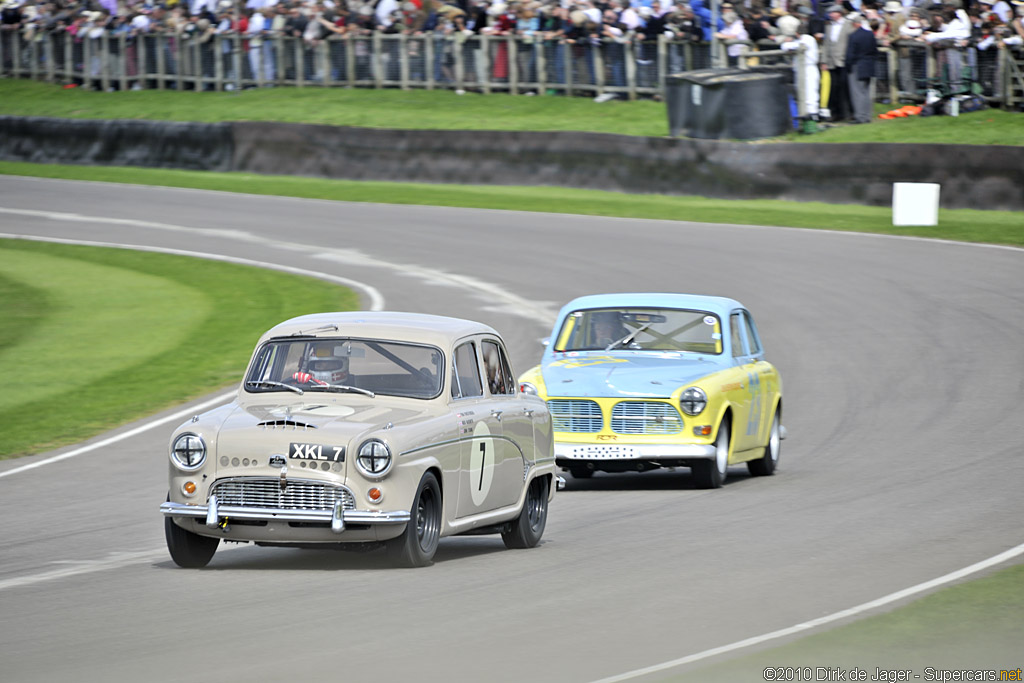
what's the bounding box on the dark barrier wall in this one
[0,117,234,172]
[2,116,1022,210]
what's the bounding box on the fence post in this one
[45,33,55,82]
[564,38,573,96]
[510,35,521,94]
[536,37,547,94]
[12,32,21,78]
[480,34,490,94]
[154,34,164,89]
[175,34,183,91]
[425,34,435,90]
[213,35,223,91]
[886,46,898,103]
[453,35,464,92]
[625,38,637,101]
[657,34,667,97]
[400,33,409,89]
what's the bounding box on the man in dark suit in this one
[846,16,879,123]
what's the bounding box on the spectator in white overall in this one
[777,13,820,126]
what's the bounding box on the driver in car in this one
[293,344,349,386]
[592,311,626,348]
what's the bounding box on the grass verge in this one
[0,238,358,459]
[2,80,1023,144]
[2,161,1022,247]
[671,562,1024,682]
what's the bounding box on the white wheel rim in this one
[716,425,729,476]
[769,416,780,463]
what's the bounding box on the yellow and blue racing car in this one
[518,293,785,488]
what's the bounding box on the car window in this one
[553,308,723,354]
[730,313,746,357]
[742,311,762,356]
[245,338,443,399]
[451,341,483,399]
[482,340,515,396]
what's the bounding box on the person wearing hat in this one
[820,3,855,121]
[845,13,878,123]
[778,13,820,127]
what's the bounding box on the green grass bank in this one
[672,562,1024,682]
[3,160,1022,247]
[2,80,1023,145]
[0,238,358,459]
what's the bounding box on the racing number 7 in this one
[478,442,487,491]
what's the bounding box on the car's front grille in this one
[210,477,356,511]
[547,400,603,433]
[611,402,683,435]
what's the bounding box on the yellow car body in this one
[518,293,784,488]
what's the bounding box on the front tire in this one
[386,471,442,568]
[164,515,219,568]
[693,417,730,489]
[747,409,781,476]
[502,476,549,549]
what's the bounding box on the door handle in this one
[490,410,503,421]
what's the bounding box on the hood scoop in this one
[257,419,318,431]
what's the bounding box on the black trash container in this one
[666,68,791,140]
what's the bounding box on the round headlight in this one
[519,382,537,395]
[680,387,707,416]
[170,433,207,471]
[356,439,393,478]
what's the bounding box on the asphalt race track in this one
[1,176,1022,683]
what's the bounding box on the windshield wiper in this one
[245,380,304,395]
[606,323,652,351]
[310,383,376,398]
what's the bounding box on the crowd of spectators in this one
[2,0,1023,111]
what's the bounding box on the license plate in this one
[289,443,346,462]
[571,446,636,459]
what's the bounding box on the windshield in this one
[245,338,444,399]
[553,308,723,354]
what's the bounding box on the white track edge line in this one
[588,540,1024,683]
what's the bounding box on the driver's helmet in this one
[305,343,349,383]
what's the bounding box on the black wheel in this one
[693,417,730,489]
[502,476,549,549]
[747,409,781,477]
[568,466,592,479]
[386,471,442,568]
[164,514,219,568]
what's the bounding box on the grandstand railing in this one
[0,29,1019,109]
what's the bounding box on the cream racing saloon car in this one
[161,312,556,568]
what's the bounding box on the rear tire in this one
[693,417,730,489]
[386,471,442,568]
[747,409,781,476]
[502,476,549,549]
[164,514,219,568]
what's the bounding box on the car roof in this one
[556,293,746,319]
[257,311,500,348]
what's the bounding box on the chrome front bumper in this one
[554,442,717,461]
[161,495,411,534]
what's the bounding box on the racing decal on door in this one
[469,421,496,506]
[745,371,763,437]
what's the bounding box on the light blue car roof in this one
[553,293,747,322]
